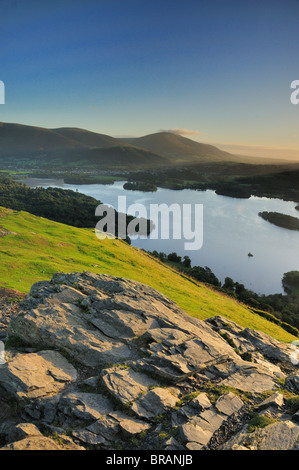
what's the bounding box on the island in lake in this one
[123,182,157,192]
[259,211,299,231]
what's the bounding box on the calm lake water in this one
[24,178,299,295]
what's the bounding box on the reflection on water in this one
[24,178,299,295]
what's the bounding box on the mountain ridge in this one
[0,121,295,169]
[121,131,234,162]
[0,121,249,166]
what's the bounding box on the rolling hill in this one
[0,122,84,156]
[0,121,295,169]
[0,122,169,168]
[0,122,243,166]
[121,132,291,164]
[52,127,122,148]
[62,145,169,167]
[0,205,296,343]
[121,132,236,163]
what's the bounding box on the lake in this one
[24,178,299,295]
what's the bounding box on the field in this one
[0,206,297,343]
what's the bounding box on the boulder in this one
[109,410,151,437]
[223,420,299,450]
[131,387,178,419]
[100,367,156,405]
[0,350,77,400]
[1,435,84,450]
[0,272,297,451]
[285,372,299,394]
[257,392,284,410]
[8,423,42,443]
[179,422,212,447]
[57,391,114,422]
[215,392,244,416]
[8,273,237,369]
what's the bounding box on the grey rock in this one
[24,393,61,424]
[241,328,297,365]
[215,392,244,416]
[109,410,151,437]
[0,350,77,400]
[192,409,226,434]
[86,416,120,442]
[131,387,178,419]
[81,376,100,390]
[248,420,298,450]
[231,444,250,450]
[186,441,205,450]
[190,393,212,411]
[2,273,298,451]
[222,421,299,450]
[257,392,284,410]
[8,423,42,443]
[71,429,107,446]
[101,367,156,405]
[179,422,212,446]
[163,437,185,450]
[285,372,299,394]
[220,370,276,393]
[178,393,212,421]
[8,273,237,369]
[1,435,85,450]
[58,391,114,422]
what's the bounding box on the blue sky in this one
[1,0,299,158]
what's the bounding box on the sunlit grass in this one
[0,206,296,343]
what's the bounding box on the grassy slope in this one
[0,206,296,343]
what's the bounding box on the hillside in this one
[0,122,293,169]
[63,145,169,168]
[0,206,296,343]
[52,127,122,148]
[0,122,169,168]
[0,122,84,156]
[0,123,234,163]
[122,132,241,163]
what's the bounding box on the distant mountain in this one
[52,127,121,148]
[63,145,169,168]
[122,132,234,162]
[0,122,274,168]
[0,122,169,168]
[0,122,84,156]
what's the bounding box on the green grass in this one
[0,206,297,343]
[247,414,276,433]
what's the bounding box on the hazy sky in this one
[1,0,299,158]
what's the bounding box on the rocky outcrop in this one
[0,272,298,451]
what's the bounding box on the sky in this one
[1,0,299,159]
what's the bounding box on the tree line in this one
[149,250,299,335]
[0,176,151,241]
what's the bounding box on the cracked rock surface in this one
[0,272,298,450]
